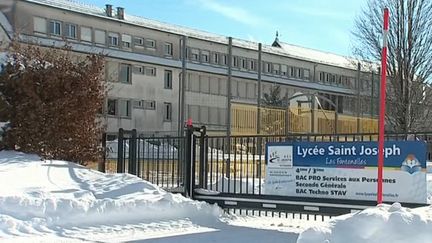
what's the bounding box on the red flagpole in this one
[378,8,389,204]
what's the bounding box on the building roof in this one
[24,0,360,70]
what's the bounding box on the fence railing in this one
[231,103,378,135]
[111,127,432,216]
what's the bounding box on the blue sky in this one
[81,0,368,56]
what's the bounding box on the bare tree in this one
[352,0,432,132]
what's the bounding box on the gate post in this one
[128,129,137,175]
[198,126,207,188]
[117,128,124,173]
[99,132,107,173]
[184,125,194,198]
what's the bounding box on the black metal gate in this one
[115,127,432,217]
[192,129,432,216]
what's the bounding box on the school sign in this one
[264,141,427,204]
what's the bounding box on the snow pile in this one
[297,202,432,243]
[0,150,223,238]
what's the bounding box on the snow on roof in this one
[25,0,359,70]
[272,41,358,69]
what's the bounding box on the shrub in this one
[0,41,106,164]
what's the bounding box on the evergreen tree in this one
[262,85,286,108]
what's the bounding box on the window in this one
[65,23,77,39]
[145,39,156,48]
[108,32,119,46]
[134,37,144,46]
[232,56,238,67]
[209,77,219,95]
[164,42,173,56]
[95,29,106,45]
[190,49,199,61]
[164,70,173,89]
[80,26,92,42]
[145,101,156,110]
[33,17,46,33]
[222,55,228,65]
[290,67,295,77]
[281,65,288,76]
[133,100,156,110]
[200,76,210,93]
[297,68,302,79]
[303,69,310,80]
[231,80,238,97]
[133,66,144,74]
[122,34,131,48]
[212,53,219,64]
[163,103,172,121]
[106,62,119,82]
[249,60,256,71]
[241,59,247,69]
[273,64,280,75]
[200,106,209,123]
[209,107,218,124]
[325,73,331,82]
[219,108,227,125]
[49,20,62,36]
[119,64,131,83]
[145,67,156,76]
[188,105,200,122]
[201,51,210,63]
[263,62,271,73]
[107,99,117,116]
[119,100,131,117]
[319,72,325,82]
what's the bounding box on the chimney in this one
[117,7,124,20]
[105,4,112,17]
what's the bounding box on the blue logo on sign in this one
[401,154,421,174]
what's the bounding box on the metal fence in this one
[192,131,432,216]
[201,132,432,195]
[114,129,187,193]
[113,127,432,217]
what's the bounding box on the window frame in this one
[212,52,220,64]
[164,70,173,89]
[64,23,77,39]
[133,37,144,46]
[33,16,47,34]
[145,66,157,76]
[163,102,172,121]
[118,99,132,118]
[107,98,118,116]
[145,39,156,49]
[108,32,119,47]
[119,63,132,84]
[201,51,210,63]
[49,20,62,36]
[164,42,173,56]
[94,29,106,45]
[122,34,132,49]
[80,26,92,42]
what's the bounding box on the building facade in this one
[0,0,379,137]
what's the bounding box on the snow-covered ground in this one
[2,150,432,243]
[298,202,432,243]
[0,150,303,242]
